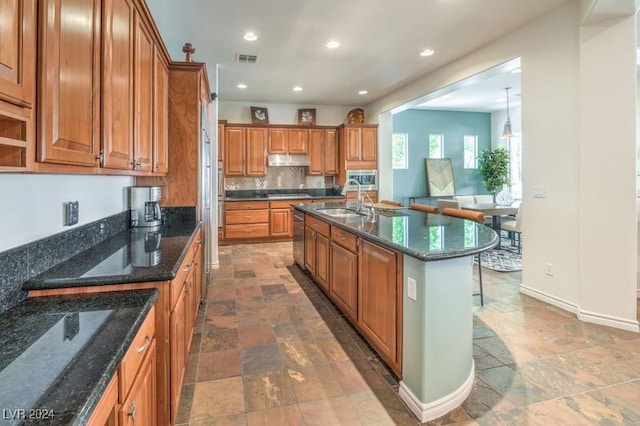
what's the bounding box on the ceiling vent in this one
[235,53,258,64]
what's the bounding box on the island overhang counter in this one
[292,202,499,422]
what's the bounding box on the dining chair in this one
[453,195,475,205]
[500,203,522,254]
[437,199,461,211]
[441,207,486,306]
[379,200,402,206]
[408,203,438,213]
[474,195,494,204]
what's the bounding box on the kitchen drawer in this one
[225,223,270,239]
[270,200,295,209]
[118,305,156,402]
[226,209,269,224]
[225,201,269,210]
[331,226,357,253]
[306,215,330,237]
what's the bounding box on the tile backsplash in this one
[225,167,334,190]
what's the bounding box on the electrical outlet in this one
[64,201,79,226]
[407,277,417,301]
[533,186,546,198]
[544,262,554,276]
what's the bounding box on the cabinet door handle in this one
[128,400,137,421]
[182,265,191,272]
[137,335,152,353]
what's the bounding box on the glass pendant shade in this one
[502,118,513,138]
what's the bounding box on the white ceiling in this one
[146,0,570,108]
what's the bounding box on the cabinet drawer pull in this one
[128,400,137,421]
[244,216,251,220]
[137,335,152,353]
[182,265,191,272]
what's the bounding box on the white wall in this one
[369,1,639,331]
[220,101,358,126]
[0,174,133,251]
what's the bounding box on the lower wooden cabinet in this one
[299,213,403,376]
[120,340,156,425]
[88,375,119,426]
[358,239,402,374]
[225,201,269,240]
[329,241,358,322]
[169,284,187,424]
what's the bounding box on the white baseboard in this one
[521,284,640,333]
[519,284,579,315]
[398,361,475,423]
[578,310,640,333]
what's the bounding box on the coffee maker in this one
[130,186,163,227]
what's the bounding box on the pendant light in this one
[502,87,513,138]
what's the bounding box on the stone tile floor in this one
[176,242,640,425]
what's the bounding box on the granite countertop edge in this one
[23,222,201,291]
[295,204,499,261]
[225,195,345,202]
[73,289,159,425]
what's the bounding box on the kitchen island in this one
[293,202,498,422]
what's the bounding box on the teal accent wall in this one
[392,109,491,202]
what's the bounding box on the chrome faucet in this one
[341,179,364,212]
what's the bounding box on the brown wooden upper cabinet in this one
[268,127,308,154]
[224,126,267,176]
[38,0,102,167]
[36,0,169,173]
[0,0,35,108]
[0,0,36,170]
[308,128,338,176]
[338,124,377,170]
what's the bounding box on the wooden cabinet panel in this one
[315,233,330,292]
[225,223,269,239]
[287,128,308,153]
[224,127,244,176]
[270,208,292,237]
[324,128,338,175]
[307,128,323,175]
[226,209,269,224]
[102,0,134,170]
[0,0,35,107]
[38,0,101,166]
[305,215,330,237]
[331,226,357,253]
[304,226,316,276]
[153,48,168,173]
[88,374,118,426]
[217,121,225,161]
[345,127,361,161]
[169,285,186,425]
[119,306,155,400]
[330,242,358,322]
[361,127,377,162]
[268,127,287,153]
[225,201,269,210]
[133,14,153,172]
[246,127,266,176]
[120,340,156,426]
[358,240,398,368]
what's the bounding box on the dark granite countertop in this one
[23,220,199,291]
[0,289,158,425]
[294,202,498,261]
[225,188,345,201]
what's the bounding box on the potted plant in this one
[478,147,510,203]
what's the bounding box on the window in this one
[428,134,444,158]
[463,135,478,169]
[392,133,408,169]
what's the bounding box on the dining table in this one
[461,202,519,248]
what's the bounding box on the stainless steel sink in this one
[316,208,365,217]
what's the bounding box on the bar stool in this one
[441,207,486,306]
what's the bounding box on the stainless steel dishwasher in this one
[292,210,305,269]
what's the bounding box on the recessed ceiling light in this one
[358,90,368,95]
[511,68,522,74]
[237,83,247,89]
[243,32,258,41]
[293,86,303,92]
[420,49,435,57]
[326,40,340,49]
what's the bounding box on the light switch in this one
[533,186,546,198]
[407,277,417,301]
